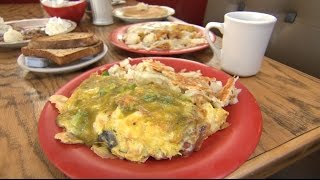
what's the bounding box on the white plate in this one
[17,44,108,74]
[110,21,213,55]
[111,0,126,5]
[113,5,175,23]
[0,18,77,48]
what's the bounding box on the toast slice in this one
[27,32,100,49]
[21,40,104,65]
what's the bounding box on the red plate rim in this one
[109,21,215,55]
[38,57,262,178]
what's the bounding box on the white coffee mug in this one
[205,11,277,76]
[90,0,114,25]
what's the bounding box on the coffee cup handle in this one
[205,22,224,64]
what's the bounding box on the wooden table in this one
[0,2,319,179]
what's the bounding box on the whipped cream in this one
[41,0,82,8]
[45,17,72,36]
[136,2,149,11]
[3,28,23,43]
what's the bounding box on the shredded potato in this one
[123,22,207,50]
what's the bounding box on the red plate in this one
[109,22,215,55]
[38,57,262,178]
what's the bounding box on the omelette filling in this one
[50,59,241,163]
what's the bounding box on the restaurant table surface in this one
[0,2,319,179]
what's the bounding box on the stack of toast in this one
[21,32,104,66]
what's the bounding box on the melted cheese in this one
[55,74,204,162]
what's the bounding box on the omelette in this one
[50,58,241,163]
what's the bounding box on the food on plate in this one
[121,2,169,19]
[49,58,241,163]
[113,2,175,23]
[45,17,73,36]
[0,17,46,43]
[0,16,74,43]
[122,22,207,50]
[41,0,83,8]
[21,32,103,66]
[3,28,24,43]
[27,32,99,49]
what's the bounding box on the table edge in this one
[226,126,320,178]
